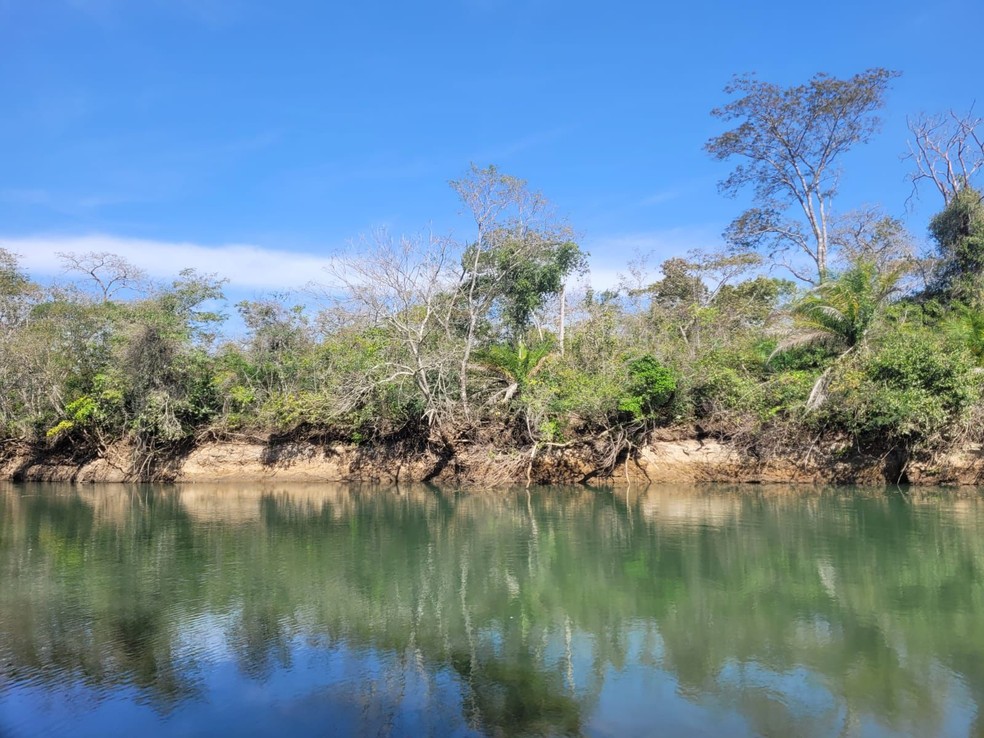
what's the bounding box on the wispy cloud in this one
[469,127,571,164]
[0,234,342,291]
[1,130,282,217]
[1,230,678,294]
[632,176,718,211]
[640,189,682,206]
[0,189,160,216]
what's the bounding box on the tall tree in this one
[450,164,579,415]
[706,69,898,284]
[634,250,766,356]
[830,208,918,279]
[324,229,459,424]
[0,250,41,436]
[0,248,36,336]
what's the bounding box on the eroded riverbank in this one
[3,434,983,486]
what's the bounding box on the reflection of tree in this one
[0,486,200,708]
[1,483,984,736]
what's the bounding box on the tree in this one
[473,339,554,404]
[905,108,984,206]
[104,271,225,471]
[235,296,312,400]
[830,208,918,283]
[773,259,902,408]
[0,250,42,437]
[58,251,148,302]
[925,186,984,302]
[634,250,764,355]
[706,69,899,284]
[323,229,460,425]
[943,303,984,365]
[463,228,585,339]
[0,248,37,336]
[450,164,579,414]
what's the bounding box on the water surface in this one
[1,483,983,737]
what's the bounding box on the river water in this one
[0,483,982,737]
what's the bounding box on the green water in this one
[0,483,982,737]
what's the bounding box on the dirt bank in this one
[3,434,983,486]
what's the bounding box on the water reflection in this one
[1,483,983,737]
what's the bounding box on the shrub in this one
[819,332,979,443]
[689,365,760,418]
[617,355,676,421]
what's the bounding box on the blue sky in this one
[1,0,979,296]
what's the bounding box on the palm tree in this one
[474,340,554,404]
[772,260,902,409]
[943,303,984,365]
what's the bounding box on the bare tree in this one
[322,229,460,426]
[706,69,899,284]
[831,208,917,269]
[451,165,541,415]
[0,249,43,436]
[905,108,984,206]
[58,251,147,302]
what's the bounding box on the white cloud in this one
[1,227,718,296]
[0,234,341,291]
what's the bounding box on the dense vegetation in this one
[2,69,984,477]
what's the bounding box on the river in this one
[1,483,982,737]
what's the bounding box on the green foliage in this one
[689,364,761,419]
[943,303,984,363]
[462,230,586,337]
[528,359,625,432]
[819,332,979,442]
[474,340,554,400]
[927,187,984,302]
[715,275,796,327]
[765,342,833,371]
[8,161,984,464]
[778,259,900,356]
[46,375,126,441]
[761,371,816,418]
[618,356,676,421]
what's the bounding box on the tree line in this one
[2,67,984,476]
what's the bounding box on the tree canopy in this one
[707,68,899,284]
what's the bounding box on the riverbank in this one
[3,434,982,486]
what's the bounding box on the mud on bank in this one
[3,432,983,486]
